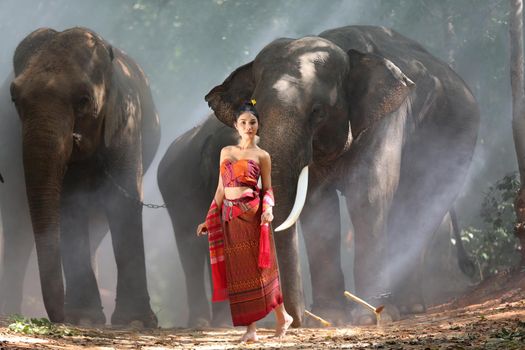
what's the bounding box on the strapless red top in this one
[220,159,260,189]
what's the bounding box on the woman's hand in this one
[261,209,274,226]
[196,222,208,236]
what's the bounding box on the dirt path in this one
[1,273,524,349]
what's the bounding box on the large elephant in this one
[160,25,479,327]
[0,27,160,326]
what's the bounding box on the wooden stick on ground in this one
[344,290,385,324]
[304,310,332,327]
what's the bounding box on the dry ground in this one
[1,271,524,349]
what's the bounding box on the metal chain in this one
[103,168,168,209]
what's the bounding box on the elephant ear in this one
[13,28,58,75]
[103,51,140,147]
[346,49,415,138]
[84,28,115,62]
[204,61,255,127]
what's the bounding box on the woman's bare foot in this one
[240,330,258,342]
[274,313,293,338]
[240,323,258,343]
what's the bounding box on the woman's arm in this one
[213,148,227,208]
[260,151,272,192]
[260,151,274,225]
[213,172,225,209]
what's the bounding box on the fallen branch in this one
[344,291,385,325]
[304,310,332,327]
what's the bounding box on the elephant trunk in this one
[271,174,305,327]
[22,118,71,323]
[260,131,311,327]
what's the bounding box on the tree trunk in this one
[509,0,525,266]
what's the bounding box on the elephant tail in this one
[450,207,476,278]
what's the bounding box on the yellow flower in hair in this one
[251,99,256,106]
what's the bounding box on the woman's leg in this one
[274,303,293,337]
[240,322,258,342]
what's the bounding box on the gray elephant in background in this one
[0,27,160,326]
[160,25,479,327]
[158,116,236,327]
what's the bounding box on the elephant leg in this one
[60,194,105,325]
[0,194,33,315]
[301,185,347,324]
[87,208,109,280]
[273,224,304,327]
[103,192,157,328]
[387,118,476,314]
[210,288,231,327]
[168,203,212,327]
[346,193,395,324]
[387,181,453,313]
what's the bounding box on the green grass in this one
[7,314,77,337]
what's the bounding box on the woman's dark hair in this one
[235,100,259,121]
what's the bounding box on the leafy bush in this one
[7,314,77,337]
[460,173,522,280]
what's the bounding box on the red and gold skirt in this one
[222,200,283,326]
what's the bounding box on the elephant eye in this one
[9,82,18,103]
[76,95,95,117]
[78,95,91,107]
[310,103,325,126]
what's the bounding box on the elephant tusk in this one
[344,290,385,325]
[275,166,308,232]
[304,310,332,327]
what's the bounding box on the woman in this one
[196,100,293,342]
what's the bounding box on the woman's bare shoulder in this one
[219,146,234,161]
[257,148,271,164]
[221,145,234,154]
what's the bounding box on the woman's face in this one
[234,112,259,138]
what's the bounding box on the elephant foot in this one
[78,318,94,327]
[128,320,147,329]
[356,314,375,326]
[187,315,211,328]
[210,308,231,327]
[290,315,302,328]
[111,307,158,328]
[395,293,427,315]
[65,307,106,326]
[398,303,426,315]
[195,318,211,328]
[393,287,427,315]
[350,303,400,326]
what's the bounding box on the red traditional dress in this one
[205,158,282,326]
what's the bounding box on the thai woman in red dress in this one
[197,101,293,342]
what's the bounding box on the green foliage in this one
[7,314,77,337]
[460,173,522,280]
